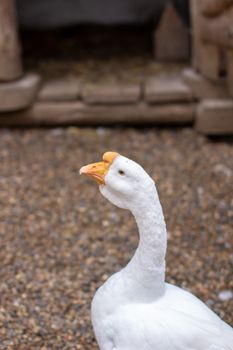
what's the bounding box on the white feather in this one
[89,154,233,350]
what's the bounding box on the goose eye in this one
[118,170,125,176]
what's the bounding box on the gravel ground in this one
[0,127,232,349]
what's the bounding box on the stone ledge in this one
[183,68,229,99]
[38,78,81,101]
[196,99,233,134]
[0,101,195,126]
[0,73,41,112]
[81,82,141,105]
[145,75,193,103]
[226,49,233,97]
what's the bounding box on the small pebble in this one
[218,290,233,301]
[96,127,107,136]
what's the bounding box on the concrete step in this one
[0,101,195,126]
[38,78,81,101]
[196,99,233,134]
[0,73,41,112]
[81,82,141,105]
[145,74,193,103]
[183,68,229,99]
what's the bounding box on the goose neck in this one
[124,189,167,298]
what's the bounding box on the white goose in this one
[80,152,233,350]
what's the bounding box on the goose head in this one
[80,152,155,211]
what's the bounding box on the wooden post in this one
[199,43,220,81]
[201,7,233,48]
[0,0,22,81]
[154,3,189,62]
[190,0,203,71]
[201,0,233,18]
[226,49,233,97]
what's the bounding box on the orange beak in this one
[79,151,119,185]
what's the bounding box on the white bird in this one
[80,151,233,350]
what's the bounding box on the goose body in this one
[80,152,233,350]
[92,278,233,350]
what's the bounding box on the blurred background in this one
[0,1,232,349]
